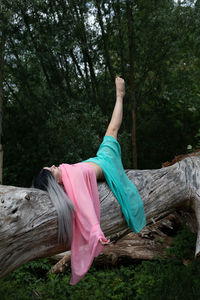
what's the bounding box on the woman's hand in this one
[115,76,125,98]
[99,238,110,245]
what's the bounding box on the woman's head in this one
[44,165,62,184]
[32,165,62,190]
[32,168,75,246]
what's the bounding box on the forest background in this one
[1,0,200,299]
[1,0,200,187]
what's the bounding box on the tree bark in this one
[95,0,114,81]
[126,0,138,169]
[0,18,6,184]
[72,1,98,102]
[113,0,125,78]
[21,11,53,91]
[1,155,200,277]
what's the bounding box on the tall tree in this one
[94,0,114,81]
[126,0,137,168]
[0,5,7,184]
[70,0,99,102]
[113,0,125,78]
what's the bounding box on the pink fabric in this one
[59,162,109,285]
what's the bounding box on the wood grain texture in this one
[0,155,200,277]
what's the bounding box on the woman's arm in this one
[86,77,125,180]
[105,76,125,140]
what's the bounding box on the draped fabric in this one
[84,135,146,233]
[59,162,109,285]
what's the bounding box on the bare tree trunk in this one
[1,154,200,277]
[72,1,98,102]
[126,0,137,169]
[0,23,5,184]
[95,0,114,80]
[113,0,125,78]
[52,210,195,274]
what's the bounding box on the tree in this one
[0,153,200,277]
[0,3,7,184]
[126,0,138,168]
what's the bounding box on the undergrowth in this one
[1,225,199,300]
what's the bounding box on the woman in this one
[33,77,146,285]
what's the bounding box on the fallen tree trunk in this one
[51,211,187,274]
[1,155,200,277]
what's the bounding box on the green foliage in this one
[0,258,51,300]
[193,128,200,150]
[165,224,196,259]
[2,0,200,186]
[0,261,136,300]
[133,258,200,300]
[133,225,198,299]
[1,226,200,300]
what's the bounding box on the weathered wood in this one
[51,212,185,274]
[0,155,200,277]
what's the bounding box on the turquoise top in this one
[83,135,146,233]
